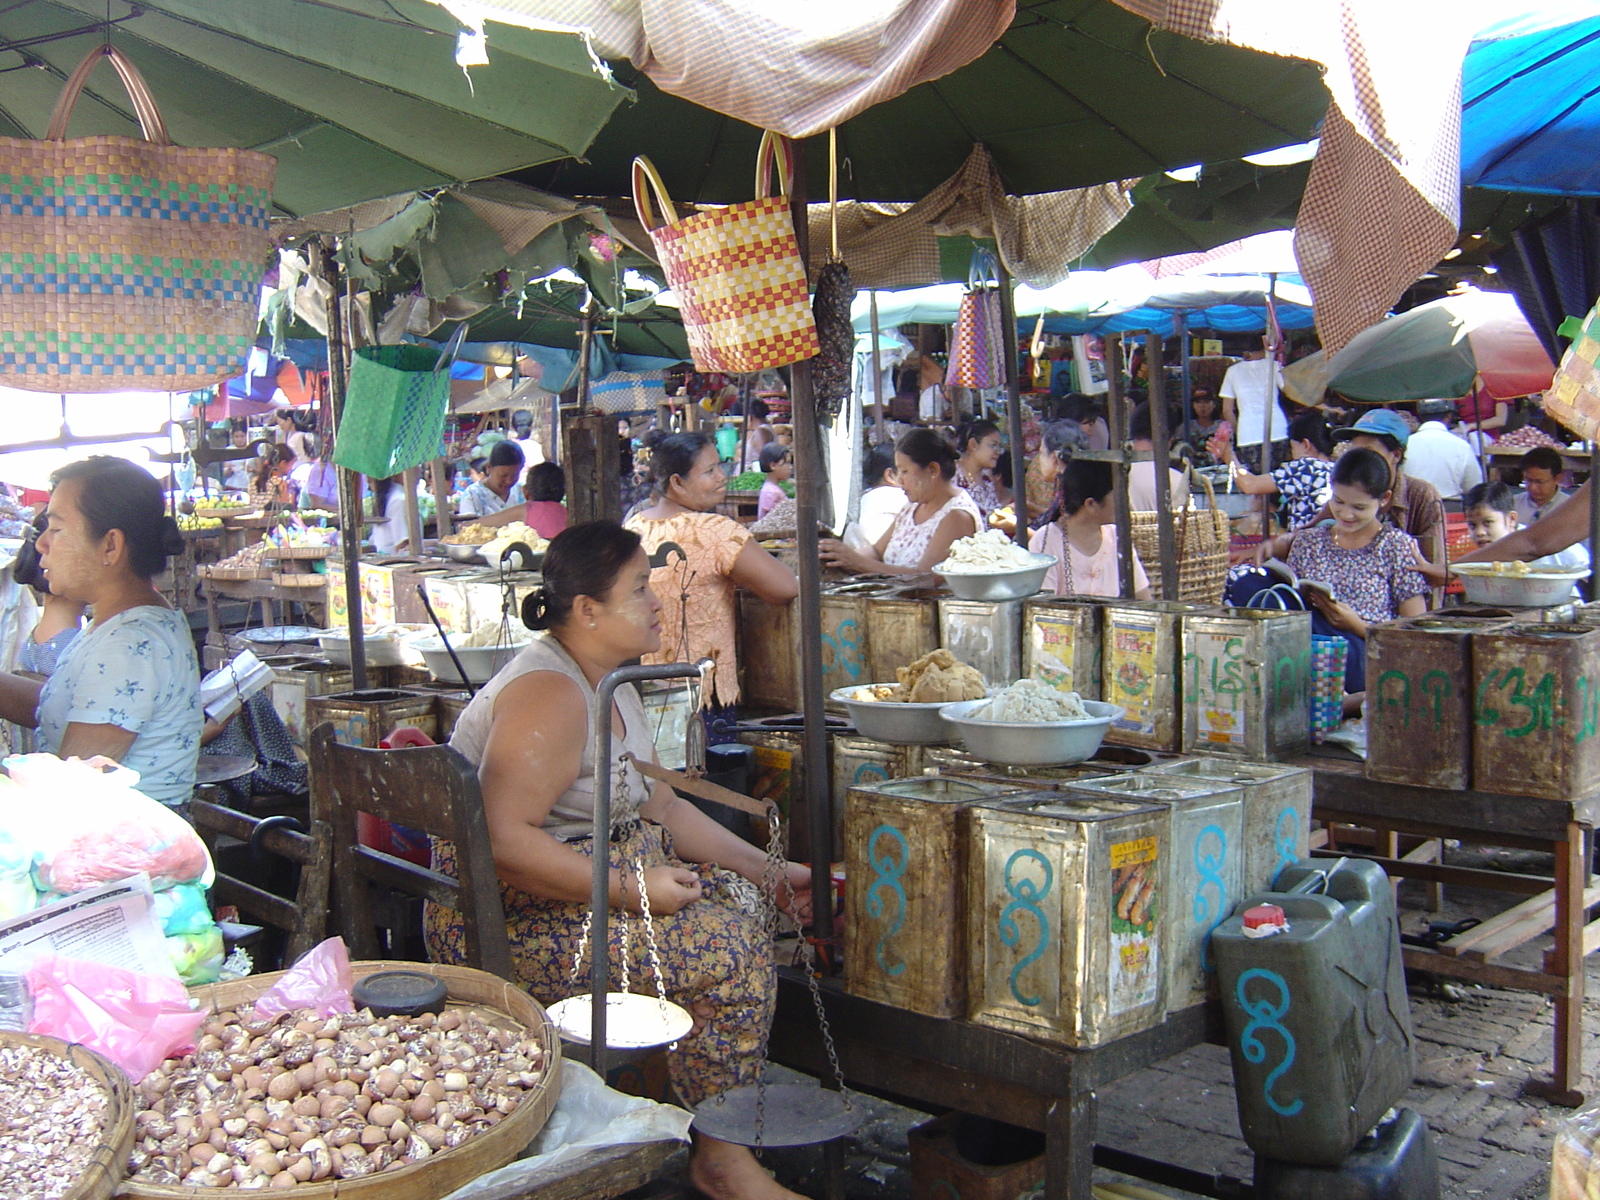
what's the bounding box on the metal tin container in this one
[267,658,353,745]
[737,714,851,862]
[1103,600,1204,753]
[820,582,897,702]
[1181,608,1311,761]
[1472,623,1600,799]
[396,682,474,741]
[832,736,924,811]
[1063,775,1244,1015]
[738,589,802,710]
[938,597,1026,689]
[1366,615,1512,788]
[864,586,944,688]
[306,688,437,748]
[1022,597,1103,699]
[1144,758,1314,896]
[967,793,1169,1046]
[638,680,694,771]
[926,743,1152,782]
[844,776,1038,1017]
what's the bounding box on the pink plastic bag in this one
[26,954,205,1080]
[252,936,355,1019]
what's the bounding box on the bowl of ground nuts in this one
[121,961,561,1197]
[0,1030,133,1200]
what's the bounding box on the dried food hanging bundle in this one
[811,130,856,420]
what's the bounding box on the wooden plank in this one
[1580,915,1600,960]
[210,878,300,931]
[1309,849,1552,895]
[1439,889,1559,956]
[459,1140,680,1200]
[1312,806,1561,854]
[1458,884,1600,963]
[190,799,315,864]
[1401,947,1565,995]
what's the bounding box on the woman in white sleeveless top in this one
[820,428,979,574]
[423,521,812,1200]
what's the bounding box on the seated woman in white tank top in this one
[820,427,979,575]
[424,521,812,1200]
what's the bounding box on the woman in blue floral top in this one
[1288,447,1429,706]
[0,458,201,809]
[1215,410,1334,531]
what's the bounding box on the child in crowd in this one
[1288,446,1430,708]
[1028,459,1152,599]
[756,442,792,519]
[1462,481,1589,596]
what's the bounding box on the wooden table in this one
[1291,751,1600,1105]
[202,577,328,665]
[768,968,1214,1199]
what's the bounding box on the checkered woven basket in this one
[633,133,819,374]
[0,46,275,392]
[1309,633,1348,743]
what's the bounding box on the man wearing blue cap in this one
[1255,409,1447,600]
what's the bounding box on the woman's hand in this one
[1308,592,1367,638]
[819,538,875,573]
[775,862,815,924]
[628,866,703,916]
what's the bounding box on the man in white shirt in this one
[1403,403,1484,502]
[1126,403,1188,512]
[1219,347,1290,472]
[1514,446,1569,524]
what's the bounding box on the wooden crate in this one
[844,777,1040,1018]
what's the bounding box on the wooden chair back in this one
[310,722,513,979]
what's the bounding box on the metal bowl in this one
[413,636,531,683]
[1452,564,1586,608]
[932,552,1055,601]
[938,698,1124,766]
[829,685,953,744]
[440,542,487,563]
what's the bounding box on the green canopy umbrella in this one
[0,0,625,216]
[512,0,1329,204]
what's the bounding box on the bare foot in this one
[688,1136,806,1200]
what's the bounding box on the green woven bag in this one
[333,344,452,479]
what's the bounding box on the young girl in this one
[1215,410,1334,531]
[1028,459,1152,599]
[1288,446,1429,705]
[756,442,792,519]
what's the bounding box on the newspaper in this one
[0,874,174,984]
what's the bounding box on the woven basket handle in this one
[754,130,795,200]
[632,155,678,233]
[47,44,170,145]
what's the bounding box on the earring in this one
[589,621,597,629]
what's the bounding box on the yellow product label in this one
[1110,836,1157,868]
[1030,616,1078,693]
[1120,941,1151,973]
[1107,617,1158,731]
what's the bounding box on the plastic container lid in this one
[352,970,450,1018]
[1243,903,1287,931]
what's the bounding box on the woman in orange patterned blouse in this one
[625,433,797,724]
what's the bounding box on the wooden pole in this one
[787,144,834,946]
[869,291,887,442]
[320,240,368,690]
[401,466,424,555]
[1175,312,1193,446]
[430,457,453,538]
[1106,335,1133,598]
[996,260,1029,547]
[1146,332,1178,600]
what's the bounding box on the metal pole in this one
[1106,335,1133,597]
[996,260,1029,547]
[787,145,835,945]
[321,240,368,690]
[430,457,454,539]
[1146,332,1178,601]
[869,292,887,443]
[401,466,424,554]
[588,661,708,1071]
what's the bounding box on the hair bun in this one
[160,515,185,556]
[521,587,553,631]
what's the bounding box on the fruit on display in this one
[178,515,225,532]
[195,496,252,512]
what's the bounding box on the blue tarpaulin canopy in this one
[1464,7,1600,195]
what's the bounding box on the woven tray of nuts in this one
[0,1031,134,1200]
[124,962,561,1198]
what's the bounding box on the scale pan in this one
[691,1084,863,1146]
[547,992,693,1050]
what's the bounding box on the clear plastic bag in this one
[25,953,205,1079]
[1,754,213,894]
[252,936,354,1019]
[1552,1097,1600,1199]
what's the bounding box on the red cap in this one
[1243,904,1287,931]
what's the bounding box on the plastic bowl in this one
[938,697,1124,766]
[413,636,530,684]
[830,685,954,744]
[1451,564,1586,608]
[932,552,1055,601]
[316,626,428,668]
